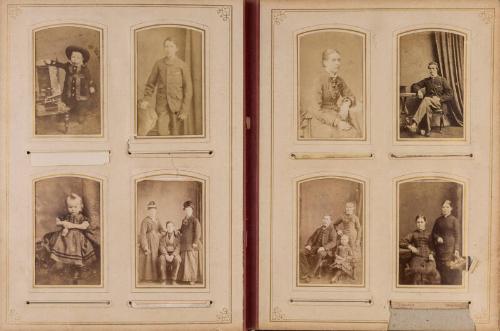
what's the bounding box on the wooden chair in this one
[400,87,450,134]
[35,64,70,133]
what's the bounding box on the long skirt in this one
[179,250,199,282]
[139,233,160,282]
[43,229,96,267]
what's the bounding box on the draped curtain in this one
[194,180,204,283]
[433,32,465,126]
[183,29,203,135]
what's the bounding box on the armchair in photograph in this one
[35,64,70,133]
[400,85,451,135]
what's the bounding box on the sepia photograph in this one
[398,29,466,140]
[135,25,204,138]
[135,176,205,287]
[397,178,465,287]
[298,29,365,140]
[34,175,102,287]
[34,25,103,136]
[297,177,364,286]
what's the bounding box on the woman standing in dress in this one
[138,201,162,282]
[303,48,362,139]
[430,200,462,285]
[179,200,202,285]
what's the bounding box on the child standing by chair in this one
[44,45,96,128]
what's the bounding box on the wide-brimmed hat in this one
[65,45,91,63]
[147,201,157,209]
[183,200,194,210]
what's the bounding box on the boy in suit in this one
[140,37,193,136]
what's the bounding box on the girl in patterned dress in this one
[334,201,362,261]
[329,235,354,283]
[42,193,96,283]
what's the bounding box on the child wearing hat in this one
[44,45,96,124]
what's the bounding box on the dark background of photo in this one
[35,26,101,135]
[136,26,203,135]
[299,30,364,112]
[398,180,463,242]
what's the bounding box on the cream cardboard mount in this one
[0,0,243,330]
[259,0,499,330]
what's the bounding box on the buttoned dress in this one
[138,216,161,282]
[307,71,362,139]
[430,214,462,285]
[400,229,440,285]
[334,214,362,260]
[179,216,202,283]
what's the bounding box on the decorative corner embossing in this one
[272,306,285,321]
[216,6,231,22]
[272,10,287,25]
[479,10,494,24]
[8,5,22,19]
[8,308,20,321]
[216,307,231,323]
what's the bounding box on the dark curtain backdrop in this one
[433,32,465,126]
[137,27,203,135]
[182,29,204,135]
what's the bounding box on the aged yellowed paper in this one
[0,0,243,329]
[259,0,499,329]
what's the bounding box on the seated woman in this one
[302,48,362,139]
[399,215,440,285]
